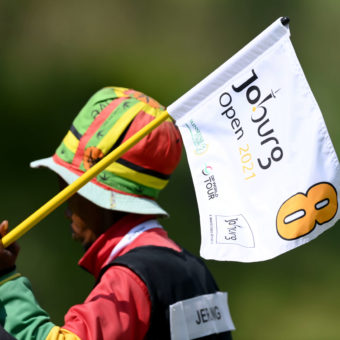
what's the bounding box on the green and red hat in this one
[31,87,182,216]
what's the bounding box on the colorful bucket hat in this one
[30,87,182,216]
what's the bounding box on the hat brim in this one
[30,157,168,217]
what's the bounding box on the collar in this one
[78,213,156,279]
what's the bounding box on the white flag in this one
[168,18,340,262]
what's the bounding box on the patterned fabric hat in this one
[31,87,182,216]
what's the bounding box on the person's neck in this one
[78,213,157,278]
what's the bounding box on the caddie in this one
[0,87,235,339]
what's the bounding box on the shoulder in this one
[95,263,150,300]
[64,265,151,340]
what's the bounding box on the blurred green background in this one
[1,1,340,339]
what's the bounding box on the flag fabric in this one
[167,18,340,262]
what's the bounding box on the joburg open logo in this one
[185,119,209,155]
[202,165,218,200]
[218,68,284,171]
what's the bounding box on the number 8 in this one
[276,182,338,240]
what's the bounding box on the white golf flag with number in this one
[168,18,340,262]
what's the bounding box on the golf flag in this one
[168,17,340,262]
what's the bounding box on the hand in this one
[0,221,20,274]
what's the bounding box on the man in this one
[0,87,235,339]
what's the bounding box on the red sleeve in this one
[62,266,151,340]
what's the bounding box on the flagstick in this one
[2,110,171,248]
[280,17,290,26]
